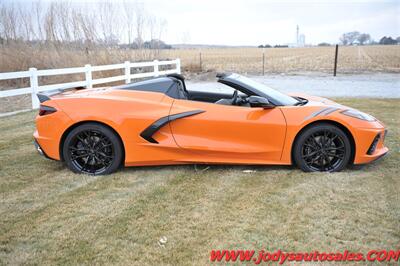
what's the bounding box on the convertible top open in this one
[34,72,388,174]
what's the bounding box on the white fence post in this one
[85,64,92,88]
[176,59,181,74]
[124,61,131,84]
[154,60,159,77]
[29,68,39,109]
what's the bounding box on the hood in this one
[288,93,350,114]
[288,92,340,106]
[287,93,382,125]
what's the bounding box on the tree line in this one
[0,1,170,49]
[258,31,399,48]
[339,31,399,46]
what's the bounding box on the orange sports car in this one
[34,73,388,175]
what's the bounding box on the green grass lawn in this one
[0,98,399,265]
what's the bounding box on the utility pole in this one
[199,52,202,72]
[262,47,265,75]
[333,44,339,76]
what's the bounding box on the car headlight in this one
[341,109,376,121]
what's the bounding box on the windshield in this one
[231,74,299,106]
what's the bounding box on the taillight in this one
[39,105,57,116]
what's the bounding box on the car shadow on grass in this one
[117,157,389,175]
[49,155,389,176]
[119,163,297,175]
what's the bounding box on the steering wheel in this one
[232,90,239,105]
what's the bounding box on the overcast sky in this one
[9,0,400,45]
[144,0,400,45]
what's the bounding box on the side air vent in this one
[367,133,381,155]
[140,110,205,144]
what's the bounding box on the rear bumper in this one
[34,108,72,161]
[33,138,55,160]
[34,138,44,156]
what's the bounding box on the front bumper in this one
[366,149,389,164]
[353,127,389,165]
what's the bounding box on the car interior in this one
[168,74,250,107]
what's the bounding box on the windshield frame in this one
[218,73,299,106]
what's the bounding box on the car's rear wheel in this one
[63,123,123,175]
[293,123,351,172]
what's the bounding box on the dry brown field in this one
[162,45,400,73]
[1,44,399,76]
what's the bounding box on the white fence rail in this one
[0,59,181,109]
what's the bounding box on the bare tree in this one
[73,8,98,46]
[340,31,373,45]
[54,1,72,43]
[70,8,83,42]
[122,0,135,45]
[17,2,34,41]
[44,2,58,42]
[0,0,168,52]
[0,2,18,42]
[97,1,121,46]
[0,3,6,41]
[33,0,45,41]
[148,14,156,43]
[357,33,371,45]
[133,2,146,49]
[340,31,360,45]
[158,18,167,42]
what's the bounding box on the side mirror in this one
[248,96,274,108]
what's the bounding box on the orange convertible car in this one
[34,73,388,174]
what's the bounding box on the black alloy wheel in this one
[63,123,123,175]
[294,124,352,172]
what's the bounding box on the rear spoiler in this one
[37,86,86,103]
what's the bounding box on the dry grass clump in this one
[0,43,169,89]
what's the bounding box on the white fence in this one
[0,59,181,110]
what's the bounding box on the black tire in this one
[62,123,123,175]
[293,123,352,172]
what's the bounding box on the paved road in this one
[187,73,400,98]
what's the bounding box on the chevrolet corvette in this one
[34,73,388,175]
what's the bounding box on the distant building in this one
[289,25,306,47]
[298,34,305,47]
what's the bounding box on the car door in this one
[168,98,287,164]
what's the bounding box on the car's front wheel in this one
[62,123,123,175]
[293,123,352,172]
